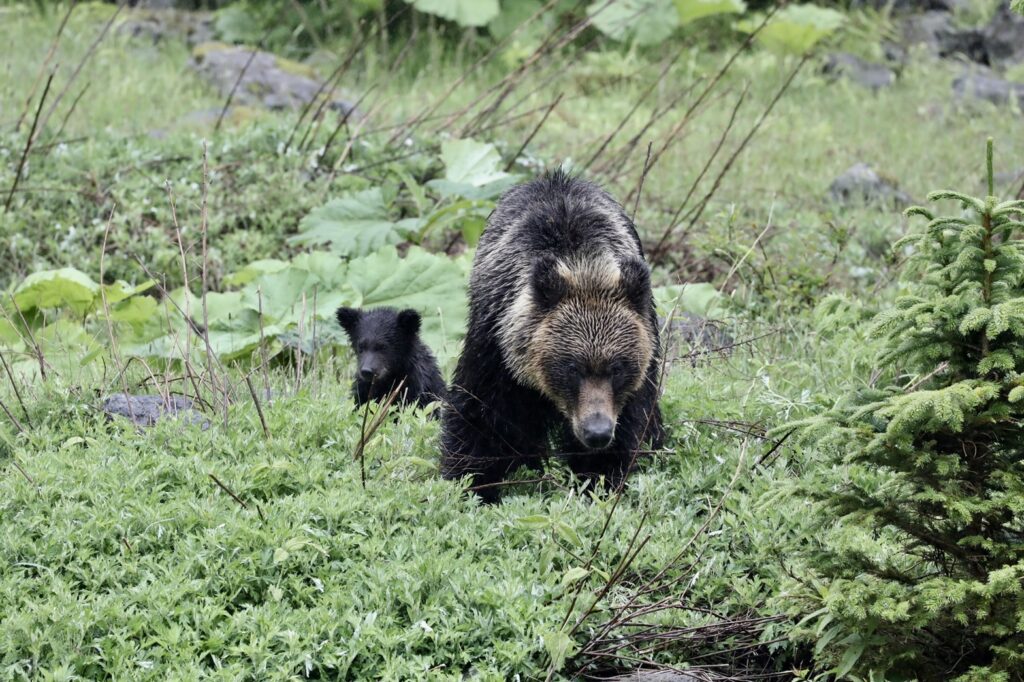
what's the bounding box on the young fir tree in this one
[789,140,1024,681]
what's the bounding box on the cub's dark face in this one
[335,307,421,386]
[527,254,655,450]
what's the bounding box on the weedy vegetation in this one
[1,0,1024,680]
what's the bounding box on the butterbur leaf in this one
[737,4,844,55]
[224,259,290,287]
[109,296,159,327]
[587,0,678,46]
[675,0,745,25]
[434,138,512,186]
[653,282,725,318]
[290,188,412,257]
[405,0,499,27]
[102,279,155,305]
[14,268,100,314]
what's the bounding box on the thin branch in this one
[4,72,55,213]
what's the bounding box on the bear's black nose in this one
[581,415,614,450]
[359,367,376,381]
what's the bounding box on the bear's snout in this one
[580,414,615,450]
[358,353,387,382]
[573,378,617,450]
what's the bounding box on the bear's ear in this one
[531,254,568,311]
[618,257,651,311]
[397,309,421,337]
[335,307,361,337]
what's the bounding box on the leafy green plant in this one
[786,140,1024,680]
[405,0,501,27]
[587,0,745,46]
[0,246,470,375]
[736,3,844,55]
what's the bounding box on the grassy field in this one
[1,2,1023,679]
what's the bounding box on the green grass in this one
[1,2,1022,679]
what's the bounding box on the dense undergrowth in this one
[2,0,1024,679]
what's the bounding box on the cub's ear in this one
[335,307,361,336]
[397,309,421,337]
[531,254,568,311]
[618,257,651,311]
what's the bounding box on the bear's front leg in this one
[440,379,549,503]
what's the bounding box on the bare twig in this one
[49,81,90,147]
[198,141,229,430]
[0,397,26,433]
[0,349,32,429]
[14,1,74,132]
[631,142,653,223]
[35,1,124,141]
[504,93,563,172]
[4,72,55,213]
[214,30,271,134]
[389,0,564,145]
[668,55,809,251]
[7,295,48,379]
[209,473,248,510]
[98,204,136,422]
[245,375,270,439]
[650,83,749,259]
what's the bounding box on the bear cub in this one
[440,170,665,502]
[335,307,445,410]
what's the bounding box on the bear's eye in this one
[609,360,625,376]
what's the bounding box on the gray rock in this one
[982,4,1024,68]
[189,43,359,114]
[101,393,209,429]
[850,0,964,11]
[901,11,988,63]
[661,313,733,356]
[993,168,1024,189]
[953,69,1024,108]
[828,163,912,208]
[822,53,897,90]
[118,10,215,46]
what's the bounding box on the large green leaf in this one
[240,269,321,325]
[102,279,156,305]
[289,251,348,290]
[14,268,100,315]
[426,138,518,200]
[675,0,745,25]
[488,0,542,39]
[653,283,725,318]
[223,259,290,287]
[587,0,678,46]
[737,4,844,55]
[289,188,412,258]
[405,0,499,27]
[7,320,104,380]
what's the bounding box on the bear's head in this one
[526,253,655,450]
[336,307,422,386]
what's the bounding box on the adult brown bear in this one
[440,170,665,502]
